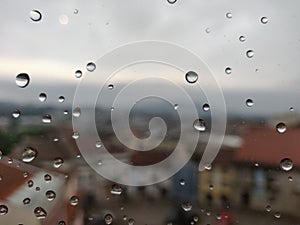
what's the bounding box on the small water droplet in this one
[23,197,31,205]
[239,36,246,42]
[7,158,13,164]
[23,171,29,178]
[73,107,81,118]
[63,110,69,115]
[205,28,210,33]
[203,103,210,112]
[16,73,30,88]
[167,0,177,4]
[86,62,96,72]
[34,207,47,219]
[22,147,38,163]
[95,141,102,148]
[123,215,128,221]
[185,71,198,83]
[205,164,212,170]
[75,70,82,78]
[289,107,294,112]
[274,211,281,219]
[225,67,232,75]
[288,176,293,181]
[246,99,254,107]
[42,114,52,124]
[72,131,80,140]
[128,218,135,225]
[104,213,113,224]
[276,122,286,133]
[36,187,40,192]
[30,10,42,22]
[70,196,79,206]
[108,84,114,90]
[209,184,213,190]
[216,214,222,220]
[226,12,232,19]
[27,180,34,188]
[280,158,293,171]
[266,204,272,212]
[174,104,179,110]
[193,216,199,222]
[38,93,47,102]
[111,184,123,195]
[74,9,79,14]
[12,109,21,118]
[58,96,65,103]
[53,157,64,168]
[246,50,254,58]
[181,202,192,212]
[0,205,8,215]
[59,15,69,25]
[179,179,186,186]
[58,221,66,225]
[45,190,56,201]
[193,119,206,132]
[97,160,103,166]
[44,174,52,182]
[261,17,268,24]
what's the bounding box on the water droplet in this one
[12,109,21,118]
[95,141,102,148]
[225,67,232,75]
[23,197,31,205]
[203,103,210,112]
[75,70,82,78]
[58,96,65,103]
[274,211,281,219]
[34,207,47,219]
[72,131,80,140]
[58,221,66,225]
[288,176,293,181]
[36,187,40,192]
[265,204,272,212]
[42,114,52,124]
[70,196,79,206]
[167,0,177,4]
[104,214,113,224]
[216,214,222,220]
[276,122,286,133]
[209,184,213,190]
[246,50,254,58]
[179,179,186,186]
[45,190,56,201]
[7,158,13,164]
[53,138,59,142]
[174,104,179,110]
[261,17,268,24]
[74,9,79,14]
[181,202,192,212]
[289,107,294,112]
[205,28,211,34]
[0,205,8,215]
[185,71,198,84]
[111,184,123,195]
[193,216,199,222]
[30,10,42,22]
[86,62,96,72]
[28,180,34,188]
[128,218,135,225]
[63,110,69,115]
[193,119,206,132]
[16,73,30,88]
[59,15,69,25]
[53,157,64,168]
[38,93,47,102]
[22,147,38,163]
[73,107,81,118]
[123,215,128,221]
[226,12,232,19]
[280,158,293,171]
[23,171,29,178]
[246,99,254,107]
[97,160,103,166]
[108,84,114,90]
[239,36,246,42]
[44,174,52,182]
[205,164,212,170]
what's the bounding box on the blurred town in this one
[0,103,299,225]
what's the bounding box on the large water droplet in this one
[246,50,254,58]
[261,17,268,24]
[225,67,232,75]
[23,197,31,205]
[203,103,210,112]
[22,147,38,163]
[246,99,254,107]
[110,184,123,195]
[0,205,8,215]
[16,73,30,88]
[193,119,206,132]
[73,107,81,118]
[45,190,56,201]
[70,196,79,206]
[276,122,286,133]
[34,207,47,219]
[12,109,21,118]
[42,114,52,124]
[38,93,47,102]
[185,71,198,83]
[58,96,65,103]
[53,157,64,168]
[280,158,293,171]
[104,213,113,224]
[181,202,192,212]
[75,70,82,78]
[86,62,96,72]
[30,10,42,22]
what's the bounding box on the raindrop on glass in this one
[28,180,34,188]
[274,212,281,219]
[205,164,212,170]
[239,36,246,42]
[174,104,179,110]
[205,28,211,34]
[75,70,82,78]
[179,179,186,186]
[73,107,81,118]
[58,96,65,103]
[44,174,52,182]
[74,9,79,14]
[276,122,286,134]
[261,17,268,24]
[246,99,254,107]
[104,213,113,225]
[128,218,135,225]
[225,67,232,75]
[167,0,177,4]
[289,107,294,112]
[0,205,8,215]
[95,141,102,148]
[193,119,206,132]
[16,73,30,88]
[63,110,69,115]
[53,157,64,168]
[181,202,192,212]
[22,147,38,163]
[38,93,47,102]
[185,71,198,84]
[70,196,79,206]
[266,204,272,212]
[72,131,80,140]
[45,190,56,201]
[226,12,232,19]
[111,184,123,195]
[246,50,254,58]
[86,62,96,72]
[23,197,31,205]
[288,176,293,181]
[30,10,42,22]
[12,109,21,118]
[42,114,52,124]
[203,103,210,112]
[108,84,114,90]
[34,207,47,219]
[280,158,293,171]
